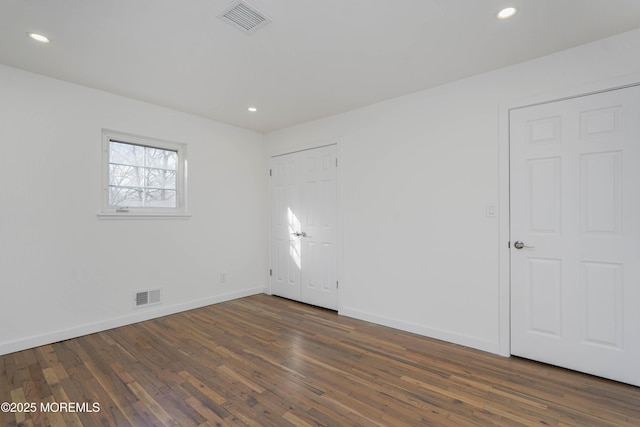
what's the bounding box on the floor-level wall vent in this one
[134,289,161,308]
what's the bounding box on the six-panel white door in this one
[270,145,338,310]
[510,86,640,386]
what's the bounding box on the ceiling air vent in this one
[218,0,271,34]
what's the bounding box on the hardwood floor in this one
[1,294,639,426]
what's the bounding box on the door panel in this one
[270,145,338,310]
[581,261,623,349]
[581,151,621,234]
[270,156,301,301]
[527,157,561,233]
[510,85,640,387]
[527,257,562,337]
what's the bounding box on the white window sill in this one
[97,212,191,220]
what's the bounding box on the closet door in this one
[270,145,338,310]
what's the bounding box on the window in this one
[100,130,188,218]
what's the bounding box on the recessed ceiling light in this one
[248,107,258,112]
[497,7,517,19]
[27,32,50,43]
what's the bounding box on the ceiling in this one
[2,0,640,133]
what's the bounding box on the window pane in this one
[109,187,144,207]
[144,189,176,207]
[109,164,143,187]
[145,168,176,190]
[109,185,177,208]
[110,141,145,167]
[145,147,177,169]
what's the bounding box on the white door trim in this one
[498,73,640,357]
[268,141,343,311]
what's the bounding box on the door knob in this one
[514,241,534,249]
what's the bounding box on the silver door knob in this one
[514,241,534,249]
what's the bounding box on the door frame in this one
[267,141,343,311]
[498,73,640,357]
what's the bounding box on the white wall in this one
[3,28,640,358]
[265,29,640,354]
[0,65,268,355]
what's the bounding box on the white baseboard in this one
[339,306,501,355]
[0,287,264,356]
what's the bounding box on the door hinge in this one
[336,280,339,288]
[336,158,338,167]
[508,241,511,248]
[270,269,272,276]
[269,169,272,177]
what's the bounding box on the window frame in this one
[99,129,189,219]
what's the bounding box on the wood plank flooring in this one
[1,294,639,426]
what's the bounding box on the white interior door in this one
[510,85,640,387]
[270,145,338,310]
